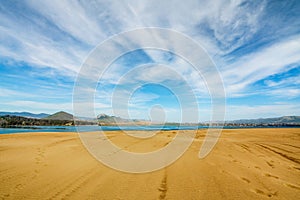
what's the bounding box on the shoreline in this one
[1,126,300,135]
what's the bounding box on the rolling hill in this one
[43,111,74,121]
[0,111,49,119]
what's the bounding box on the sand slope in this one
[0,129,299,199]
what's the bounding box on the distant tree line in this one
[0,115,96,128]
[1,115,299,128]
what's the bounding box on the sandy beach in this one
[0,128,299,200]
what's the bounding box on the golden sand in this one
[0,128,299,199]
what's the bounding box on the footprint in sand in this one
[253,189,278,198]
[254,166,261,170]
[264,173,279,179]
[285,183,300,190]
[241,177,251,183]
[158,171,168,200]
[266,161,274,168]
[33,147,47,178]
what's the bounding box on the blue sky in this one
[0,0,300,122]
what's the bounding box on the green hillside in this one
[43,111,74,121]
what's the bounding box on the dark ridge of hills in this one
[43,111,74,121]
[0,111,96,128]
[229,116,300,124]
[97,114,300,125]
[0,115,74,127]
[1,111,299,128]
[0,111,49,119]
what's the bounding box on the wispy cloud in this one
[1,100,72,113]
[0,0,299,120]
[227,104,300,120]
[223,35,300,96]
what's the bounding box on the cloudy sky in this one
[0,0,300,122]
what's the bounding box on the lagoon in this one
[1,124,297,134]
[0,125,201,134]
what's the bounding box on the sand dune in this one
[0,128,299,199]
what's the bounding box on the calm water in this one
[0,125,297,134]
[0,125,201,134]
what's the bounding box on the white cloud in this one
[222,36,300,96]
[264,75,300,87]
[0,88,35,98]
[0,13,87,76]
[26,0,106,45]
[227,104,300,120]
[0,0,267,76]
[2,100,72,113]
[268,88,300,98]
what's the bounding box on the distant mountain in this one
[0,111,49,119]
[43,111,74,121]
[1,110,299,126]
[97,113,130,123]
[97,113,149,125]
[229,116,300,124]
